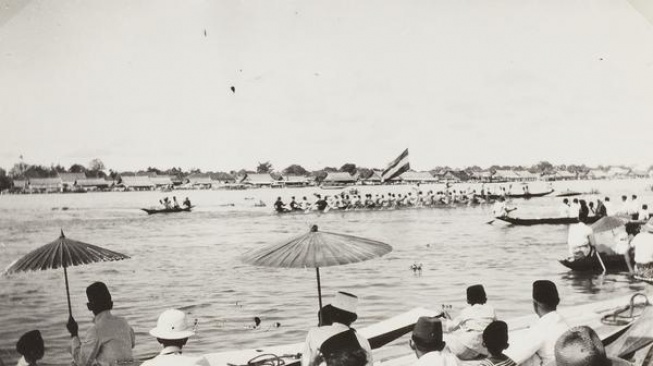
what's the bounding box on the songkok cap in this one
[555,326,631,366]
[411,317,444,349]
[467,284,487,304]
[533,280,559,307]
[320,330,361,357]
[86,282,112,305]
[332,291,358,315]
[16,330,43,357]
[149,309,195,340]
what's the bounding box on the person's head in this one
[563,198,569,205]
[632,195,637,200]
[410,317,445,356]
[330,292,358,326]
[605,196,610,202]
[573,198,579,204]
[482,321,509,357]
[555,326,631,366]
[16,330,44,363]
[276,197,281,201]
[86,282,113,314]
[466,284,487,305]
[320,331,367,366]
[291,196,295,200]
[532,280,560,316]
[621,195,627,201]
[149,309,195,349]
[643,204,648,210]
[589,202,594,208]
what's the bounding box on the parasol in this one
[591,216,628,234]
[3,230,130,317]
[240,224,392,312]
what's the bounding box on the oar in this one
[594,247,607,274]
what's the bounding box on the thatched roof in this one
[121,176,155,187]
[241,173,277,184]
[77,178,112,187]
[323,172,357,183]
[59,172,87,183]
[400,171,437,182]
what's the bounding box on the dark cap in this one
[411,317,444,349]
[467,284,487,305]
[483,321,509,352]
[533,280,559,307]
[86,281,112,306]
[320,329,361,357]
[16,330,44,359]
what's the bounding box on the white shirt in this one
[628,199,639,215]
[412,349,460,366]
[559,204,570,218]
[639,209,650,221]
[603,202,613,216]
[570,204,580,219]
[444,304,496,333]
[493,202,507,217]
[567,223,595,255]
[632,231,653,265]
[302,323,372,366]
[504,311,569,366]
[141,346,210,366]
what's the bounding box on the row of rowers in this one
[12,281,628,366]
[559,195,650,221]
[273,191,486,212]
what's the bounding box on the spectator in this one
[410,317,458,366]
[480,321,516,366]
[142,309,209,366]
[15,330,44,366]
[555,326,630,366]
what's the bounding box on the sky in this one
[1,0,653,172]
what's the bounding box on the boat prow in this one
[559,254,630,272]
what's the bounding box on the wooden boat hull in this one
[497,215,601,225]
[486,189,554,199]
[559,254,630,272]
[141,206,194,215]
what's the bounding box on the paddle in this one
[593,246,607,274]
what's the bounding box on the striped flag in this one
[381,149,410,182]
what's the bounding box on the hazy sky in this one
[1,0,653,172]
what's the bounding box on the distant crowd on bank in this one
[7,280,636,366]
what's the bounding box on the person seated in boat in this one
[364,194,375,209]
[302,291,372,366]
[566,211,596,260]
[443,285,496,360]
[318,329,369,366]
[629,195,640,220]
[183,197,191,208]
[559,199,571,218]
[554,326,631,366]
[301,196,311,210]
[570,199,581,219]
[409,317,459,366]
[288,196,299,211]
[639,204,649,221]
[594,199,607,218]
[173,196,180,209]
[602,197,612,216]
[16,329,45,366]
[614,195,629,217]
[504,280,569,366]
[631,219,653,278]
[314,195,329,212]
[142,309,209,366]
[274,197,288,213]
[492,197,515,218]
[587,201,595,216]
[163,197,172,209]
[479,321,516,366]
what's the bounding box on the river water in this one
[1,179,652,365]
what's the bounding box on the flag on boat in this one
[381,148,410,182]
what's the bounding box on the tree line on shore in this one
[0,158,649,192]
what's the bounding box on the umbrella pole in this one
[316,267,323,324]
[64,265,72,317]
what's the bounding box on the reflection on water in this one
[0,179,651,366]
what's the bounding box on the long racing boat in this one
[141,206,194,215]
[496,215,601,226]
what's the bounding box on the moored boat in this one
[556,190,582,197]
[559,253,630,272]
[486,189,554,199]
[496,215,601,225]
[141,206,194,215]
[202,293,651,366]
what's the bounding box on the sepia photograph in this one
[1,0,653,365]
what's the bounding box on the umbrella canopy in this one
[241,225,392,316]
[591,216,628,234]
[3,230,130,316]
[241,225,393,268]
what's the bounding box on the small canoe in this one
[141,206,194,215]
[496,215,601,225]
[556,190,582,197]
[559,253,630,272]
[486,189,554,200]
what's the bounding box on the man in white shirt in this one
[142,309,209,366]
[504,281,569,366]
[603,197,613,216]
[566,214,596,259]
[559,199,571,218]
[302,292,372,366]
[570,199,581,219]
[628,195,640,220]
[410,317,459,366]
[632,219,653,278]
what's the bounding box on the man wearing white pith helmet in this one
[302,291,372,366]
[141,309,209,366]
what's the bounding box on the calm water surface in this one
[1,179,652,365]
